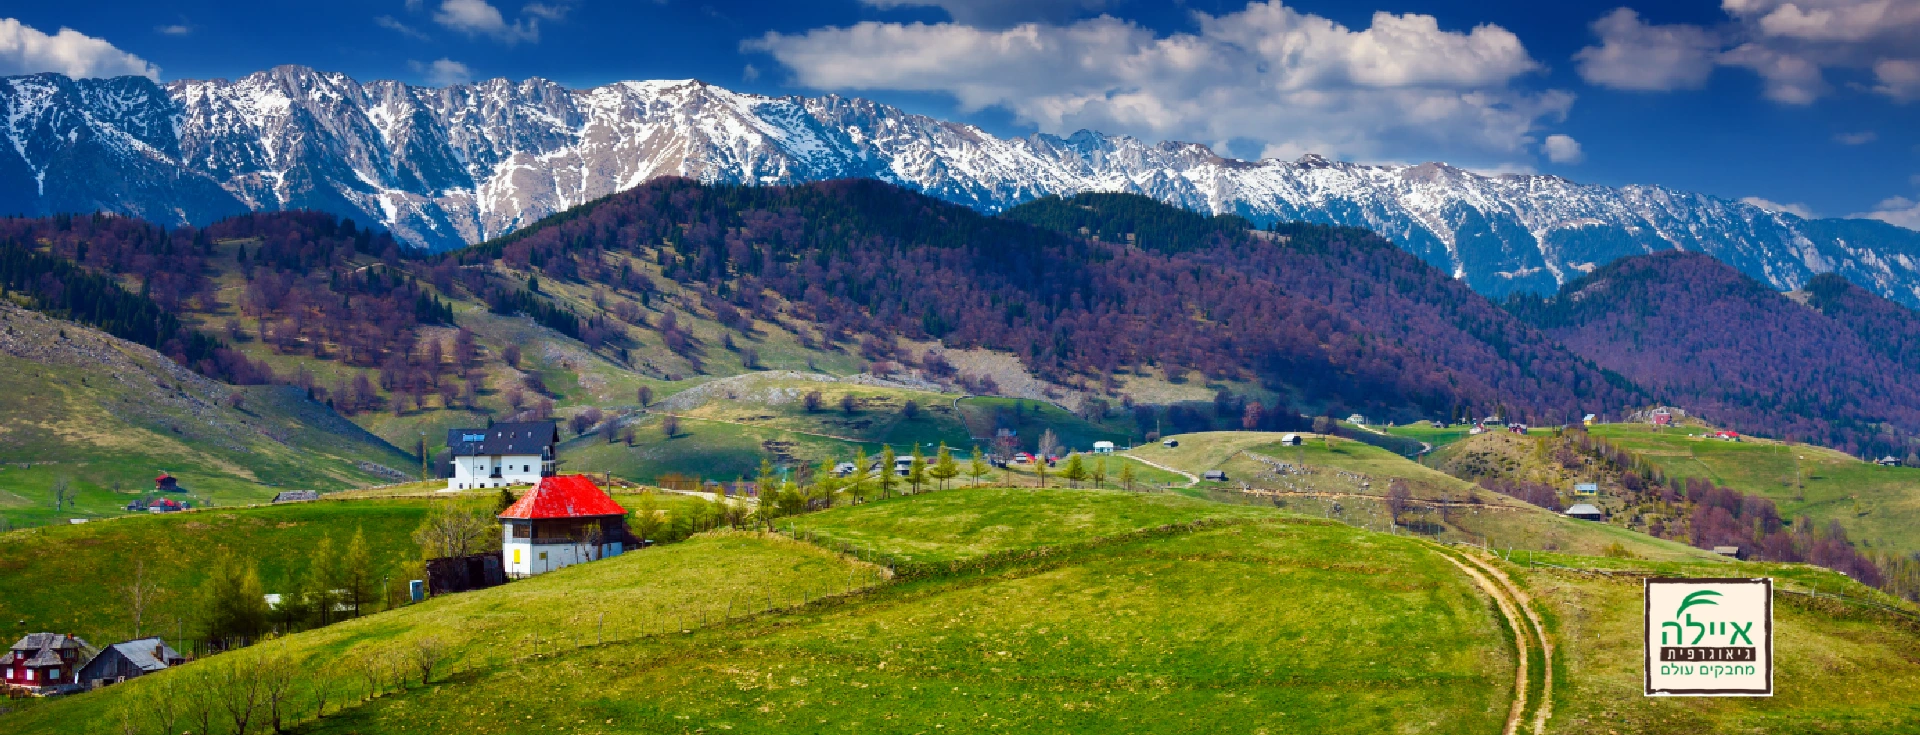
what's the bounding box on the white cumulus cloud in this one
[433,0,539,44]
[0,19,159,80]
[411,58,473,86]
[1741,195,1820,218]
[1856,195,1920,230]
[1874,58,1920,101]
[1573,8,1720,91]
[747,2,1570,166]
[1576,1,1920,105]
[1543,134,1585,163]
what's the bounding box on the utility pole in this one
[419,432,428,482]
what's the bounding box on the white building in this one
[446,421,558,491]
[1092,441,1115,454]
[498,475,630,577]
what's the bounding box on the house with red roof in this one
[498,474,631,577]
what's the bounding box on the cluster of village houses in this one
[4,634,185,696]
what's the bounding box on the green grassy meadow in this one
[6,487,1920,734]
[784,487,1276,563]
[1587,424,1920,554]
[0,308,414,528]
[0,498,454,648]
[1131,432,1717,562]
[1520,553,1920,734]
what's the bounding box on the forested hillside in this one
[460,179,1641,423]
[1505,252,1920,458]
[6,179,1918,476]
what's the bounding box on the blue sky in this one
[2,0,1917,227]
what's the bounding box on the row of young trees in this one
[199,531,385,650]
[114,633,449,735]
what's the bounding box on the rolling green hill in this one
[0,303,413,527]
[1587,423,1920,555]
[1128,431,1716,562]
[7,487,1917,735]
[0,496,457,648]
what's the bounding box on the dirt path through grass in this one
[1433,544,1555,735]
[1120,454,1198,485]
[1460,549,1555,734]
[1433,550,1532,735]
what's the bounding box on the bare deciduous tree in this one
[260,654,297,734]
[412,502,498,562]
[187,668,219,735]
[413,637,446,686]
[219,657,263,735]
[660,413,681,438]
[50,475,74,512]
[125,559,163,639]
[308,671,338,720]
[143,670,183,735]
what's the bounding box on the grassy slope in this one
[1519,553,1920,734]
[1588,424,1920,554]
[1136,431,1714,562]
[0,498,448,647]
[0,304,412,526]
[305,521,1515,735]
[785,487,1277,563]
[10,489,1920,734]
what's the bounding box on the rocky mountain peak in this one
[2,68,1918,306]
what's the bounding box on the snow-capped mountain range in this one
[5,65,1920,304]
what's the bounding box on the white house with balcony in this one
[445,421,558,491]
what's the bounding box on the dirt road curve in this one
[1426,543,1554,735]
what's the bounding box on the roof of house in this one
[447,421,558,457]
[92,638,180,674]
[11,633,87,653]
[498,475,626,520]
[1565,503,1603,516]
[272,490,319,503]
[12,633,90,668]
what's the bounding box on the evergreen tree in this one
[201,550,269,650]
[967,446,990,488]
[878,445,899,498]
[846,450,872,505]
[908,446,928,494]
[1119,461,1137,492]
[931,444,959,490]
[633,493,664,543]
[340,529,378,618]
[1063,453,1088,488]
[1089,457,1107,489]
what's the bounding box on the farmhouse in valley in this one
[76,638,184,687]
[498,474,630,577]
[446,421,558,490]
[5,633,91,691]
